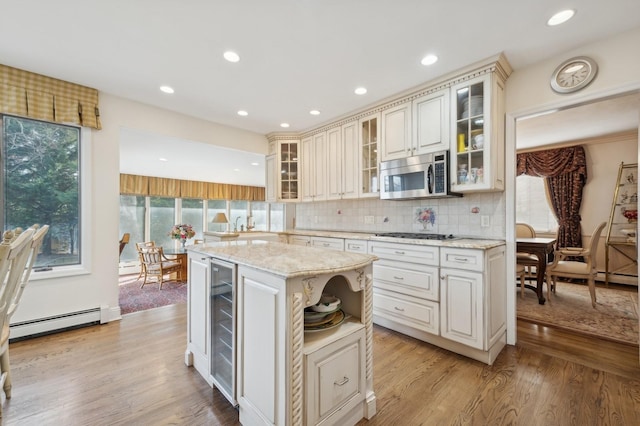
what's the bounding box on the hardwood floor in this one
[3,304,639,425]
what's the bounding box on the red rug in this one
[119,274,187,315]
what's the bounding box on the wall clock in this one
[550,56,598,94]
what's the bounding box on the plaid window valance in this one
[0,64,101,129]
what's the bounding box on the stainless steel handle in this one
[334,376,350,386]
[393,276,404,280]
[453,257,469,262]
[394,306,405,312]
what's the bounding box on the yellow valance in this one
[120,174,265,201]
[0,64,101,129]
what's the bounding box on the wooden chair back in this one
[516,223,536,238]
[119,233,130,257]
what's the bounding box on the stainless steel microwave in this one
[379,151,461,200]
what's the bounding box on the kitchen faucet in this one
[234,216,242,232]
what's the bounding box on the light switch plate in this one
[481,215,490,227]
[364,215,375,224]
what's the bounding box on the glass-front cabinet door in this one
[450,73,505,192]
[359,112,380,197]
[279,140,299,200]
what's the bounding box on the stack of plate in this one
[304,294,345,332]
[461,95,483,119]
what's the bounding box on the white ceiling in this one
[1,1,639,183]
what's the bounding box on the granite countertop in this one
[189,240,376,279]
[280,229,505,250]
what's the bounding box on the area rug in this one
[119,274,187,315]
[517,281,639,346]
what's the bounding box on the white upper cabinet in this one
[359,112,380,198]
[450,73,506,193]
[381,102,412,161]
[412,88,450,154]
[301,133,326,202]
[265,154,277,203]
[327,121,359,200]
[265,137,301,202]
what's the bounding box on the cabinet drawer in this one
[373,289,439,335]
[289,235,311,246]
[305,328,365,425]
[369,241,439,265]
[345,239,368,254]
[440,247,484,272]
[373,263,439,301]
[311,236,345,251]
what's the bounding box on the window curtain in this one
[0,64,101,129]
[120,174,265,201]
[516,146,587,248]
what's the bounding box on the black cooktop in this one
[375,232,456,240]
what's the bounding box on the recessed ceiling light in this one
[280,123,290,128]
[354,87,367,95]
[233,168,240,172]
[223,51,240,62]
[547,9,575,26]
[159,86,174,94]
[310,110,321,116]
[159,157,168,162]
[251,162,259,166]
[421,54,438,66]
[237,110,248,116]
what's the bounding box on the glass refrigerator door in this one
[210,259,236,405]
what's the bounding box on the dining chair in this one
[138,246,183,289]
[135,241,156,281]
[516,264,527,298]
[119,233,130,259]
[0,226,36,414]
[516,223,538,282]
[545,221,607,307]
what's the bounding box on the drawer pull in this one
[334,376,350,386]
[394,306,405,312]
[322,243,330,247]
[394,250,405,255]
[393,276,404,280]
[453,257,469,262]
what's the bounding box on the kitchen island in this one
[186,240,377,426]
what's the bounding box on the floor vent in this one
[9,308,102,340]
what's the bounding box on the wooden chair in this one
[135,241,156,281]
[516,223,538,282]
[546,222,607,307]
[119,233,130,259]
[0,226,37,414]
[138,246,183,289]
[516,264,527,299]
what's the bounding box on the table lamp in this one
[212,212,229,232]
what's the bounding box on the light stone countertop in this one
[189,240,376,279]
[280,229,505,250]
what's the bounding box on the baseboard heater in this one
[9,307,102,341]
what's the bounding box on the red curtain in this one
[517,146,587,248]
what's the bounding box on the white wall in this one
[12,94,268,329]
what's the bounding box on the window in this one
[207,200,227,232]
[1,115,82,268]
[119,195,145,263]
[516,175,558,233]
[149,197,176,248]
[181,198,203,241]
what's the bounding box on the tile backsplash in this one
[294,192,505,239]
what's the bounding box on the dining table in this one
[516,237,556,304]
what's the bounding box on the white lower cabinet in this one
[310,236,345,251]
[369,241,440,337]
[369,240,507,365]
[289,235,311,246]
[304,328,366,426]
[185,253,211,382]
[236,262,376,425]
[439,245,507,362]
[344,239,367,254]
